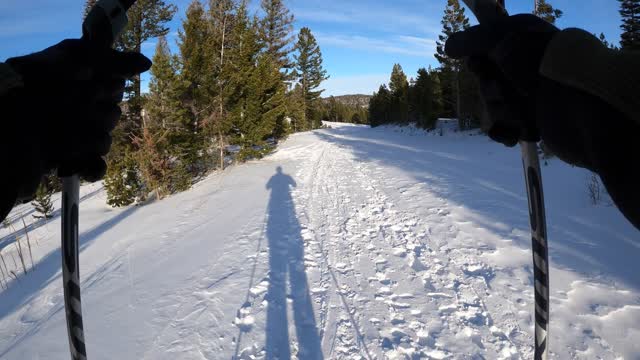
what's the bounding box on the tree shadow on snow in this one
[0,204,140,358]
[264,166,323,360]
[0,186,105,252]
[313,126,640,291]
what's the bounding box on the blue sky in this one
[0,0,623,96]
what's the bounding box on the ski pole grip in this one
[461,0,507,23]
[59,164,81,179]
[57,0,134,179]
[83,0,133,48]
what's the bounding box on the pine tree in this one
[134,126,172,199]
[179,0,211,132]
[287,84,306,132]
[147,37,184,131]
[105,0,177,207]
[388,64,409,124]
[207,0,237,169]
[143,36,192,195]
[619,0,640,51]
[369,85,391,127]
[84,0,97,19]
[225,5,287,149]
[411,68,436,129]
[226,3,264,144]
[598,32,620,50]
[435,0,470,121]
[293,27,329,130]
[105,150,144,207]
[260,0,295,75]
[230,54,286,158]
[435,0,469,72]
[534,0,563,24]
[458,69,485,129]
[208,0,236,82]
[250,54,287,144]
[327,97,339,122]
[32,177,54,220]
[117,0,177,138]
[599,33,612,48]
[177,0,218,172]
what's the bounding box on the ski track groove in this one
[289,135,537,359]
[2,125,637,359]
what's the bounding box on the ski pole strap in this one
[61,175,86,360]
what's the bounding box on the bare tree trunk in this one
[220,15,227,67]
[9,252,17,269]
[0,261,7,289]
[15,240,27,275]
[0,253,9,277]
[217,14,228,171]
[302,77,307,130]
[218,129,224,170]
[21,218,34,268]
[455,71,462,129]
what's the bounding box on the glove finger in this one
[85,132,113,157]
[467,56,530,147]
[93,77,126,104]
[59,130,113,161]
[446,14,556,59]
[87,103,122,134]
[105,51,152,78]
[78,157,107,183]
[488,123,520,148]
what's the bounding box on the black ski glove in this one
[2,39,151,203]
[446,15,640,230]
[445,14,559,146]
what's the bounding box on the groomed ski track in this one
[0,123,638,359]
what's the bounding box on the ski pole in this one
[459,1,550,359]
[61,1,136,359]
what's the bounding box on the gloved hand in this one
[445,14,559,147]
[446,15,640,231]
[3,39,151,202]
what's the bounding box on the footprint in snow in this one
[390,313,405,325]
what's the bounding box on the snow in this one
[0,122,639,359]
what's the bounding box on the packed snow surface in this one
[0,122,638,359]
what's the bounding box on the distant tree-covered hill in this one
[322,94,372,108]
[318,95,371,124]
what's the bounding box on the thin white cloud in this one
[291,2,440,35]
[0,11,77,38]
[294,9,353,24]
[142,41,157,50]
[322,73,389,97]
[315,33,437,58]
[397,35,438,47]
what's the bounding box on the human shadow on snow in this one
[264,166,323,360]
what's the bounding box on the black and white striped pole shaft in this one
[459,1,550,359]
[60,1,135,359]
[61,176,84,360]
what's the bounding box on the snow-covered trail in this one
[0,123,638,359]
